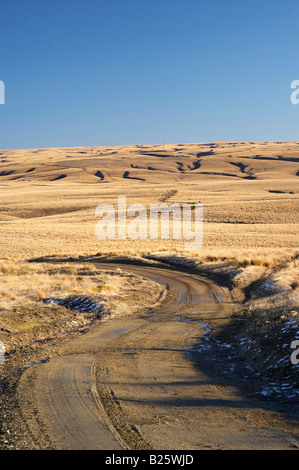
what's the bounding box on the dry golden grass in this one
[0,260,151,312]
[0,141,297,316]
[0,141,298,261]
[0,259,163,355]
[0,141,297,324]
[0,142,297,401]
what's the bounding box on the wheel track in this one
[14,261,298,450]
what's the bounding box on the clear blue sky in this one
[0,0,299,149]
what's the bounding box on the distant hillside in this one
[0,141,298,184]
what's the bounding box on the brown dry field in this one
[0,140,298,261]
[0,140,298,450]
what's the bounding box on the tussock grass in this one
[0,141,298,260]
[0,261,138,313]
[0,259,162,357]
[0,141,297,397]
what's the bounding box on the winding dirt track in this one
[17,263,298,450]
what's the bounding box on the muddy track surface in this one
[15,263,299,450]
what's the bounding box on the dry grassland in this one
[0,259,162,357]
[0,141,298,403]
[0,140,297,260]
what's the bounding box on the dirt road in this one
[16,263,298,450]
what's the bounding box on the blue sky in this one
[0,0,299,149]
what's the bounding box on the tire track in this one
[15,262,296,450]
